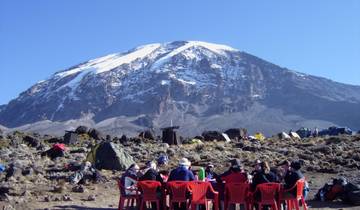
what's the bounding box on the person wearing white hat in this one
[168,158,195,181]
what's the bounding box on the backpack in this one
[341,183,360,205]
[326,184,344,200]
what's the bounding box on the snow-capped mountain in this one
[1,41,360,136]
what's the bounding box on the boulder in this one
[120,135,128,144]
[46,137,63,144]
[75,126,89,134]
[88,129,103,140]
[22,135,40,147]
[138,130,155,140]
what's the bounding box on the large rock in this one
[22,135,40,147]
[88,129,103,140]
[138,130,155,140]
[75,126,89,134]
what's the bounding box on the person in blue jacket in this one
[168,158,195,181]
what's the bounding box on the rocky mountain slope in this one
[1,41,360,136]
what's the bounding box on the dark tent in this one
[224,128,247,140]
[202,131,226,141]
[162,126,180,145]
[86,142,134,171]
[138,130,155,140]
[319,127,353,136]
[64,131,78,145]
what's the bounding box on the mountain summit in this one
[1,41,360,136]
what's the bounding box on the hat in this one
[290,161,301,170]
[254,159,261,165]
[146,161,157,169]
[179,158,191,166]
[207,164,214,168]
[230,159,242,168]
[157,155,169,165]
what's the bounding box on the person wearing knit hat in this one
[139,160,163,183]
[217,158,248,183]
[168,158,195,181]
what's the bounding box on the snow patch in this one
[176,78,196,85]
[211,64,222,69]
[55,44,160,78]
[152,41,237,69]
[161,80,170,85]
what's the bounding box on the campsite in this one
[0,126,359,209]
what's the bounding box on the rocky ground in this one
[0,128,359,210]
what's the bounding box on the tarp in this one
[290,132,301,139]
[279,132,291,140]
[53,143,66,151]
[86,142,134,171]
[254,133,265,141]
[221,133,231,142]
[0,164,5,173]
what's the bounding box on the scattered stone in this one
[87,194,96,201]
[62,194,72,201]
[44,195,51,202]
[72,185,85,193]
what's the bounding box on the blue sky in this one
[0,0,359,105]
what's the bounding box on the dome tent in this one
[86,142,134,171]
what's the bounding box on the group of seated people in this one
[119,156,306,209]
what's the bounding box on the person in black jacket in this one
[139,161,164,210]
[251,161,278,191]
[140,161,164,183]
[283,161,304,196]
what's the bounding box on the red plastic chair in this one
[254,183,281,210]
[280,179,308,210]
[138,180,162,210]
[221,172,248,183]
[188,181,219,210]
[167,181,190,210]
[224,183,250,210]
[117,179,140,210]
